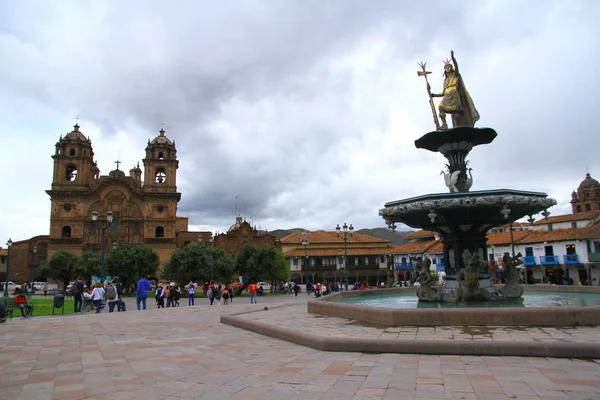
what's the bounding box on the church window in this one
[83,150,87,156]
[577,205,582,213]
[65,165,78,181]
[63,203,72,212]
[69,148,76,156]
[57,148,62,155]
[155,168,166,184]
[571,222,577,229]
[156,204,164,213]
[155,226,164,237]
[586,204,592,212]
[62,226,71,238]
[158,152,164,160]
[133,221,140,234]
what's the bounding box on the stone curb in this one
[220,313,600,359]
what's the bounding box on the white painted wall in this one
[488,241,589,263]
[532,219,593,231]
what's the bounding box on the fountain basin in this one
[307,286,600,327]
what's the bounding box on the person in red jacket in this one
[14,291,33,318]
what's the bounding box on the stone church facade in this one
[8,124,204,283]
[6,124,278,284]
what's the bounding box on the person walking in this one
[155,284,165,308]
[187,282,196,306]
[91,282,105,314]
[107,277,127,313]
[248,282,258,304]
[72,277,85,313]
[207,286,214,305]
[136,275,151,310]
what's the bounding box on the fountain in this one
[380,51,556,303]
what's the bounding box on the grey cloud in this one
[1,0,598,238]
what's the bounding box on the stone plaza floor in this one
[1,294,599,400]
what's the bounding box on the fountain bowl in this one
[308,285,600,327]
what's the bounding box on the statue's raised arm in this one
[450,50,459,74]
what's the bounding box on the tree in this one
[106,243,160,287]
[164,243,236,285]
[235,244,289,293]
[47,251,83,288]
[77,251,102,279]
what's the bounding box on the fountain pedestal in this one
[380,127,556,303]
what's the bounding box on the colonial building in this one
[7,124,205,284]
[281,231,400,285]
[391,230,444,282]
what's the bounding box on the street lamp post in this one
[111,241,117,278]
[91,211,114,283]
[301,232,309,285]
[335,223,353,287]
[3,238,12,297]
[32,246,38,293]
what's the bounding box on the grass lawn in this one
[29,298,76,316]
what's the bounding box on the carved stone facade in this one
[40,124,190,266]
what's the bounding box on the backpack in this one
[215,290,222,300]
[70,283,80,295]
[222,290,229,299]
[106,284,117,300]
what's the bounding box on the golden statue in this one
[420,51,480,130]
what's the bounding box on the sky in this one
[1,0,599,244]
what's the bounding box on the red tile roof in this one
[0,248,6,257]
[284,245,397,257]
[393,240,437,254]
[533,211,599,225]
[515,228,581,244]
[280,231,388,244]
[425,241,444,254]
[486,231,530,246]
[403,230,437,240]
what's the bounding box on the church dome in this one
[109,169,126,178]
[63,124,88,142]
[228,216,244,232]
[149,129,174,146]
[578,173,600,191]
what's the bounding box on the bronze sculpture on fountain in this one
[380,51,556,303]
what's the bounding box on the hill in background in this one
[268,227,414,246]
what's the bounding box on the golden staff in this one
[417,61,440,130]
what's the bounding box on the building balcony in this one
[588,252,600,263]
[305,265,337,271]
[394,263,414,271]
[540,255,559,265]
[347,264,381,270]
[523,256,537,266]
[563,254,579,265]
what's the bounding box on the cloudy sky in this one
[1,0,599,243]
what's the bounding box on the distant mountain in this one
[355,228,413,246]
[268,228,306,239]
[268,227,414,245]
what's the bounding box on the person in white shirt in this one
[187,282,196,306]
[91,282,105,314]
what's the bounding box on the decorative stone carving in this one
[416,258,439,301]
[498,252,524,299]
